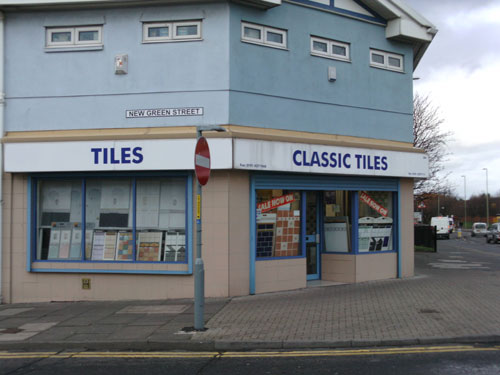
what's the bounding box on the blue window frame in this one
[255,189,303,260]
[250,173,399,294]
[28,173,192,273]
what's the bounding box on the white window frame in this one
[174,21,202,40]
[142,22,171,42]
[242,23,264,43]
[46,27,75,47]
[310,36,350,62]
[370,49,404,72]
[46,26,102,48]
[263,27,287,49]
[75,26,103,46]
[142,20,202,43]
[241,22,287,50]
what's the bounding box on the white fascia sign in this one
[5,137,428,178]
[4,139,232,173]
[233,139,429,178]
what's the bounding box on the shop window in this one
[323,191,352,253]
[358,191,393,252]
[256,190,301,258]
[35,176,187,263]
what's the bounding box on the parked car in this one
[486,223,500,243]
[472,222,488,237]
[431,217,450,239]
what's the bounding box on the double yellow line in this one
[0,345,499,359]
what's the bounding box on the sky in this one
[404,0,500,198]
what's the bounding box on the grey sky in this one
[404,0,500,198]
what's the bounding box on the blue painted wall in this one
[5,1,414,143]
[5,3,230,131]
[228,2,414,142]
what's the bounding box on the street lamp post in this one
[461,175,467,229]
[194,125,227,331]
[483,168,489,225]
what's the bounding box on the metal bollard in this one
[457,228,462,238]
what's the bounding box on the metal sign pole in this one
[193,125,226,331]
[194,128,205,331]
[194,178,204,330]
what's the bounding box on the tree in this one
[413,93,452,196]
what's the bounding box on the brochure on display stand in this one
[358,217,393,252]
[69,227,82,260]
[103,231,118,260]
[116,231,134,261]
[47,228,61,259]
[137,231,163,261]
[58,229,71,258]
[324,216,350,253]
[91,231,106,260]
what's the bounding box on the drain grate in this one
[181,326,208,333]
[0,327,24,334]
[418,308,440,314]
[116,305,190,314]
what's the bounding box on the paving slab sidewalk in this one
[0,243,499,351]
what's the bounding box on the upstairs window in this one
[311,36,350,62]
[46,26,102,48]
[241,22,287,49]
[370,49,404,72]
[143,21,202,43]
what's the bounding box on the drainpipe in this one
[0,11,5,304]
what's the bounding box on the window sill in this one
[32,259,188,264]
[311,52,351,63]
[45,45,104,53]
[241,39,288,51]
[370,64,405,73]
[323,250,396,255]
[30,260,191,275]
[142,38,203,44]
[256,255,304,261]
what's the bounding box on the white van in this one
[431,217,450,239]
[472,222,487,237]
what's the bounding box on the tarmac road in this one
[417,231,500,272]
[1,345,500,375]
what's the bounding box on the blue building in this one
[0,0,435,303]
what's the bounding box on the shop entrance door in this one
[306,191,320,280]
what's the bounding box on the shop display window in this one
[256,190,302,258]
[323,191,352,253]
[35,176,187,262]
[358,191,393,252]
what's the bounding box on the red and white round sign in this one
[194,137,211,185]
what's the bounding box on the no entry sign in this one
[195,137,211,185]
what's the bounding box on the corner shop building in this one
[0,0,434,303]
[1,127,427,303]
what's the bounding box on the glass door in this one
[305,191,320,280]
